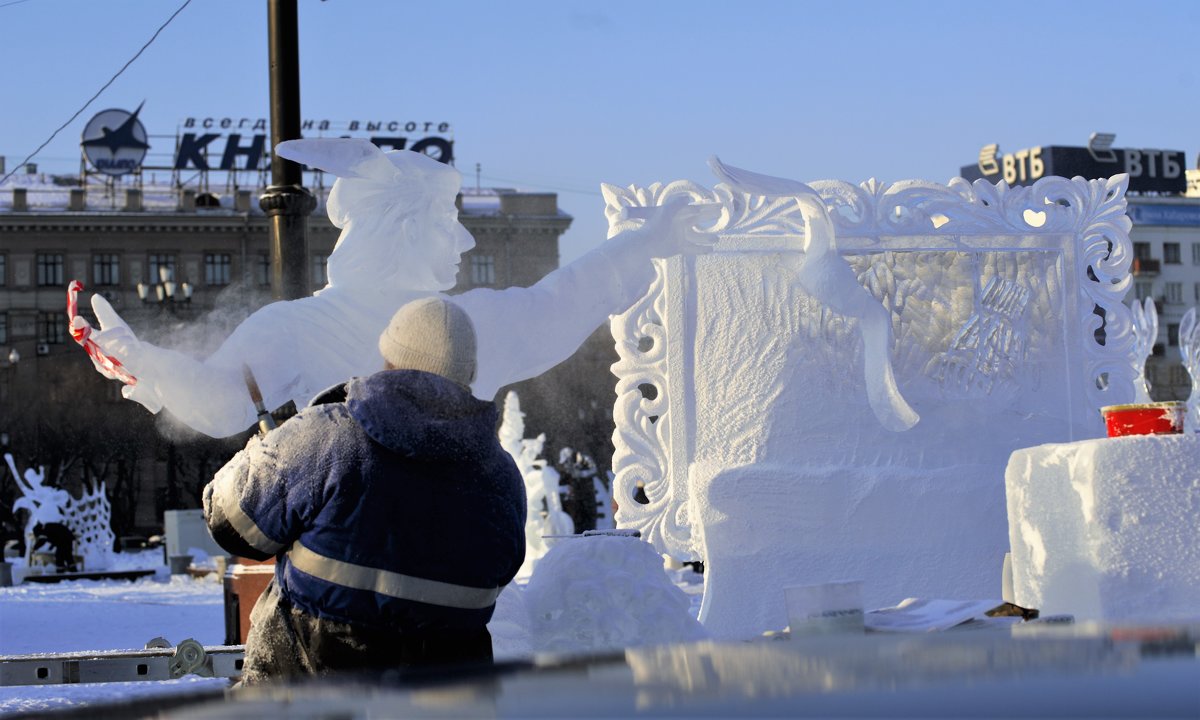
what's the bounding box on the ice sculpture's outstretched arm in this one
[89,296,289,437]
[459,199,719,399]
[709,156,918,431]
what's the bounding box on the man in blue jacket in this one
[203,297,525,682]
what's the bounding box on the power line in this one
[0,0,36,10]
[0,0,192,186]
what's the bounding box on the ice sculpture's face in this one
[417,192,476,290]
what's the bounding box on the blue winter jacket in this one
[204,369,526,632]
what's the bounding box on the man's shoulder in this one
[308,382,349,406]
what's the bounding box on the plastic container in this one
[784,580,864,635]
[224,556,275,644]
[1101,402,1186,438]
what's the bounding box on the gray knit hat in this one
[378,297,477,387]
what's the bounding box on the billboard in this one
[79,104,454,175]
[960,139,1188,194]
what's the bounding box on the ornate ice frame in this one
[606,174,1135,562]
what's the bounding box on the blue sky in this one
[1,0,1196,262]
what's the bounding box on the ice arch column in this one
[606,170,1138,639]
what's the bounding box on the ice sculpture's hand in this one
[90,295,164,413]
[633,197,721,259]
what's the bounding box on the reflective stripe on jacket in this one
[204,369,526,632]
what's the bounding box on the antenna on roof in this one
[476,162,481,194]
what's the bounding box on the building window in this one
[205,253,231,286]
[257,254,270,286]
[37,312,66,344]
[1195,282,1200,303]
[148,254,176,284]
[311,254,329,287]
[36,254,63,286]
[0,313,7,345]
[1134,282,1153,301]
[470,255,495,286]
[1167,323,1179,347]
[1193,243,1200,266]
[0,254,6,286]
[1164,282,1183,305]
[1133,242,1151,260]
[1163,242,1181,264]
[92,254,120,286]
[1170,365,1189,386]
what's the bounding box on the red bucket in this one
[1101,402,1186,438]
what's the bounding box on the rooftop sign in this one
[960,134,1189,194]
[78,105,453,175]
[80,103,150,176]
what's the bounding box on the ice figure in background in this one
[61,481,115,571]
[1180,307,1200,431]
[80,139,719,438]
[5,454,116,571]
[5,454,68,567]
[1129,297,1157,403]
[708,157,918,431]
[594,471,615,531]
[497,391,572,579]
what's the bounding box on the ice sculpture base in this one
[693,461,1009,639]
[1005,435,1200,622]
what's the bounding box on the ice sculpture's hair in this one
[275,139,462,288]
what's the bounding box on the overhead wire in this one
[0,0,193,186]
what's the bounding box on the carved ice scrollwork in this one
[610,262,694,559]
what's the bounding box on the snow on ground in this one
[0,551,231,715]
[0,548,706,715]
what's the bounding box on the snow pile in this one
[522,536,707,654]
[1006,434,1200,621]
[487,584,534,661]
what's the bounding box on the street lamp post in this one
[2,349,18,405]
[137,267,192,313]
[261,0,315,301]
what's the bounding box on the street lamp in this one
[137,267,192,311]
[2,348,17,418]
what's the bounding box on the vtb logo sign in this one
[80,102,150,176]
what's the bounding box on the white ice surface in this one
[1005,434,1200,621]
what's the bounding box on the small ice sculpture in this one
[926,277,1031,400]
[1130,297,1158,403]
[595,471,616,532]
[62,480,115,571]
[708,157,918,432]
[6,454,68,567]
[1180,307,1200,431]
[5,453,116,571]
[498,391,572,578]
